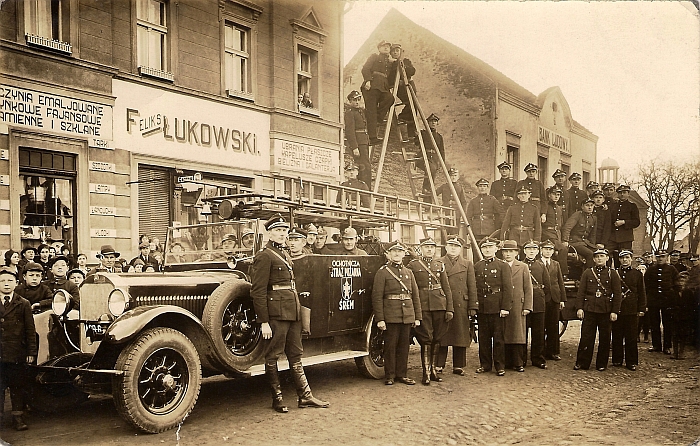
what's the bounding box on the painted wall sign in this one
[272,139,340,176]
[0,84,113,148]
[538,126,570,154]
[90,228,117,238]
[90,206,116,216]
[113,80,270,170]
[89,161,116,172]
[0,175,10,186]
[89,183,116,195]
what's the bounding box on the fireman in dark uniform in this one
[407,237,454,385]
[344,90,372,189]
[565,172,587,220]
[372,241,422,385]
[515,163,546,214]
[475,238,513,376]
[491,161,518,211]
[562,198,599,268]
[612,250,646,371]
[574,248,622,371]
[542,186,569,277]
[467,178,504,241]
[522,240,551,369]
[551,169,569,216]
[251,214,329,413]
[337,163,370,208]
[361,40,394,145]
[585,181,600,198]
[389,44,417,138]
[644,250,680,354]
[608,184,641,261]
[603,183,617,207]
[500,186,542,249]
[435,167,468,234]
[591,190,612,254]
[415,113,444,200]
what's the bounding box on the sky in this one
[343,1,700,178]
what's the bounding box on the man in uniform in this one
[585,181,600,198]
[542,186,569,278]
[312,227,329,254]
[474,238,513,376]
[501,240,533,373]
[669,250,687,273]
[435,235,477,376]
[574,248,622,371]
[338,227,368,256]
[603,183,617,207]
[522,240,551,369]
[515,163,546,214]
[435,167,468,234]
[612,250,646,371]
[303,224,318,255]
[407,237,454,385]
[562,198,600,268]
[540,240,568,361]
[491,161,518,211]
[644,250,680,355]
[500,186,542,250]
[467,178,504,242]
[415,113,444,200]
[591,190,612,259]
[361,40,394,146]
[344,91,372,188]
[251,214,329,413]
[565,172,587,220]
[372,241,422,386]
[551,169,569,216]
[338,163,370,208]
[287,227,308,260]
[389,44,417,140]
[608,184,640,262]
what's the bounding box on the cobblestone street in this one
[2,323,699,445]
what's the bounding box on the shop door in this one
[19,148,77,253]
[138,166,171,245]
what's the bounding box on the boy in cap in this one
[565,173,586,220]
[407,237,454,384]
[338,162,370,208]
[15,262,53,311]
[67,268,86,286]
[467,178,503,241]
[522,240,551,369]
[435,235,477,376]
[131,241,157,268]
[45,256,81,309]
[415,113,445,201]
[0,267,36,431]
[515,163,546,214]
[500,186,541,250]
[500,240,533,372]
[303,224,317,255]
[611,250,646,370]
[474,238,513,376]
[574,248,622,371]
[344,90,372,188]
[339,227,368,256]
[372,241,422,385]
[542,186,569,277]
[312,227,329,254]
[287,226,308,260]
[361,40,394,145]
[562,198,600,268]
[389,43,417,140]
[251,214,328,413]
[491,161,517,211]
[436,168,469,234]
[540,240,568,360]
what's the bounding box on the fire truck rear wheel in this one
[355,314,385,380]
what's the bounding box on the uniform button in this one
[402,303,406,306]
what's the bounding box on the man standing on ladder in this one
[345,90,372,189]
[415,113,444,202]
[361,40,394,147]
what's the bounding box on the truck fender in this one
[104,305,205,344]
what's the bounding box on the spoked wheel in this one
[222,300,261,357]
[355,314,385,379]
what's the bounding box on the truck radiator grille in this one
[133,295,208,317]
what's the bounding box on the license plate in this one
[85,322,105,337]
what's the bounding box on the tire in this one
[559,320,568,338]
[112,327,201,434]
[201,279,265,371]
[28,353,91,413]
[355,314,385,379]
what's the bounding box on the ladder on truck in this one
[372,59,482,260]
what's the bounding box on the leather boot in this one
[13,414,28,431]
[430,342,443,382]
[421,344,431,385]
[290,361,329,408]
[265,361,288,413]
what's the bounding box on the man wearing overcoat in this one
[644,250,680,354]
[251,214,329,413]
[612,250,646,371]
[540,240,568,360]
[501,240,534,372]
[491,161,518,211]
[407,237,454,385]
[467,178,504,242]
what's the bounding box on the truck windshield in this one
[164,221,257,265]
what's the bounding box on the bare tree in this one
[686,160,700,254]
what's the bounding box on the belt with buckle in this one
[516,226,535,231]
[272,282,296,291]
[479,214,495,220]
[386,294,412,300]
[420,285,442,291]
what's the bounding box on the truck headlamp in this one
[52,289,73,316]
[108,289,128,317]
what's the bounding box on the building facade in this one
[1,0,343,261]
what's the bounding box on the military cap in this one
[241,228,255,237]
[475,178,489,187]
[524,162,538,172]
[618,249,633,258]
[376,40,391,49]
[390,43,402,50]
[305,223,318,235]
[264,213,289,231]
[67,268,86,279]
[221,233,238,244]
[582,198,595,206]
[48,255,70,269]
[0,266,18,279]
[654,250,668,257]
[546,186,562,195]
[497,161,512,170]
[345,162,359,171]
[500,240,519,251]
[138,241,150,249]
[643,251,653,257]
[594,248,609,256]
[317,226,328,236]
[634,256,645,264]
[516,185,531,194]
[586,181,599,189]
[679,252,690,260]
[445,235,466,247]
[448,167,459,175]
[347,90,362,101]
[603,183,616,190]
[23,261,44,273]
[479,237,499,248]
[342,227,358,238]
[591,189,605,198]
[552,169,566,178]
[386,240,406,251]
[419,237,437,246]
[288,226,308,239]
[426,113,439,122]
[616,184,631,193]
[20,247,37,257]
[568,172,582,181]
[523,240,540,249]
[670,250,681,256]
[97,245,120,258]
[540,240,556,249]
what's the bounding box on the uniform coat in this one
[500,202,542,246]
[562,211,598,246]
[467,194,504,238]
[644,263,680,352]
[491,177,517,211]
[617,266,647,315]
[504,260,534,344]
[1,293,37,363]
[576,266,623,314]
[251,241,300,323]
[407,257,454,312]
[514,178,546,212]
[474,258,514,314]
[435,181,467,210]
[371,263,422,324]
[439,255,477,347]
[592,205,612,248]
[361,52,393,140]
[542,199,569,275]
[524,259,551,313]
[543,257,567,358]
[608,199,640,245]
[612,265,647,367]
[565,187,587,220]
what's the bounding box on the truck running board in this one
[243,350,368,377]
